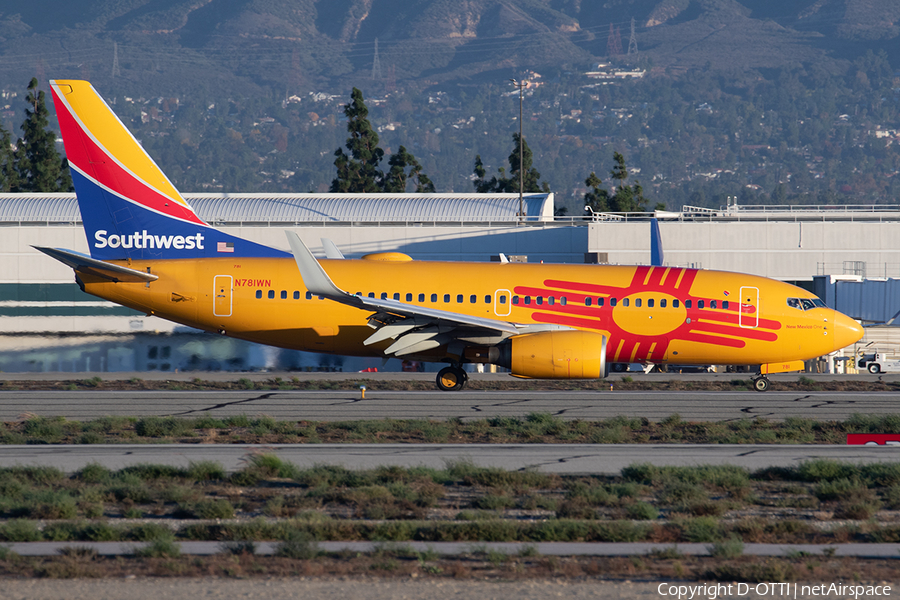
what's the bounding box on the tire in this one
[753,377,770,392]
[436,366,466,391]
[612,363,626,372]
[869,363,881,374]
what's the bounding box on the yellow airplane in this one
[38,80,863,392]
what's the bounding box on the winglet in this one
[650,218,664,267]
[321,238,345,259]
[285,231,346,298]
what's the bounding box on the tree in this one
[13,78,72,192]
[331,88,383,192]
[0,126,18,192]
[584,152,660,214]
[382,145,435,193]
[472,134,549,193]
[331,87,433,193]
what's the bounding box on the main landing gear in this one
[436,366,468,391]
[751,375,770,392]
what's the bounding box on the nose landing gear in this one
[751,375,770,392]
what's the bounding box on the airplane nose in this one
[832,310,863,351]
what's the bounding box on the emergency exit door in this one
[739,286,758,329]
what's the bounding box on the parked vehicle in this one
[857,352,900,374]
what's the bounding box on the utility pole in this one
[510,78,528,222]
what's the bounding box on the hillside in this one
[0,0,897,96]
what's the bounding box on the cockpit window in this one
[787,297,827,311]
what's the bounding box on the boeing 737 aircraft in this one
[39,80,863,391]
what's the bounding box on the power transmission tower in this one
[371,38,382,81]
[627,17,638,55]
[606,24,622,57]
[112,42,121,78]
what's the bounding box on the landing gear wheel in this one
[436,366,467,391]
[868,363,881,374]
[752,376,770,392]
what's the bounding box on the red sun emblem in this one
[514,266,780,363]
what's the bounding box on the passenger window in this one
[548,296,555,306]
[585,298,592,307]
[431,294,437,303]
[560,297,567,306]
[660,299,666,308]
[685,300,691,309]
[268,290,275,299]
[393,293,400,301]
[635,298,642,308]
[499,295,507,304]
[381,292,388,300]
[470,295,477,304]
[723,300,729,310]
[306,291,313,300]
[256,290,262,299]
[623,298,630,307]
[524,296,531,305]
[598,298,605,307]
[648,299,654,308]
[368,292,375,298]
[406,293,412,302]
[457,294,464,303]
[673,299,679,308]
[485,295,491,303]
[610,298,617,307]
[536,297,543,305]
[698,300,705,309]
[444,294,450,303]
[418,293,425,302]
[710,300,717,309]
[280,291,287,299]
[513,296,519,305]
[293,291,300,300]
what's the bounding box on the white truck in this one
[857,352,900,374]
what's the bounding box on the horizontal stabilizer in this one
[34,247,159,283]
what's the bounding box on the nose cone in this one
[833,310,863,351]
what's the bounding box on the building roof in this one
[0,193,555,224]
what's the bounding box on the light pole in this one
[510,79,528,222]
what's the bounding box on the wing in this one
[285,232,551,357]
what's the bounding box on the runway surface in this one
[2,443,898,475]
[2,389,899,421]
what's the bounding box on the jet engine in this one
[466,330,608,379]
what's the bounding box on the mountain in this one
[0,0,897,96]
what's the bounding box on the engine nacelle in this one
[507,331,608,379]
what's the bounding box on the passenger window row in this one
[252,289,731,312]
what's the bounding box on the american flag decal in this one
[217,242,235,253]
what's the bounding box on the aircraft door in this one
[494,289,511,317]
[739,286,758,329]
[213,275,233,317]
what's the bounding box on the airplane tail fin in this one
[49,80,285,260]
